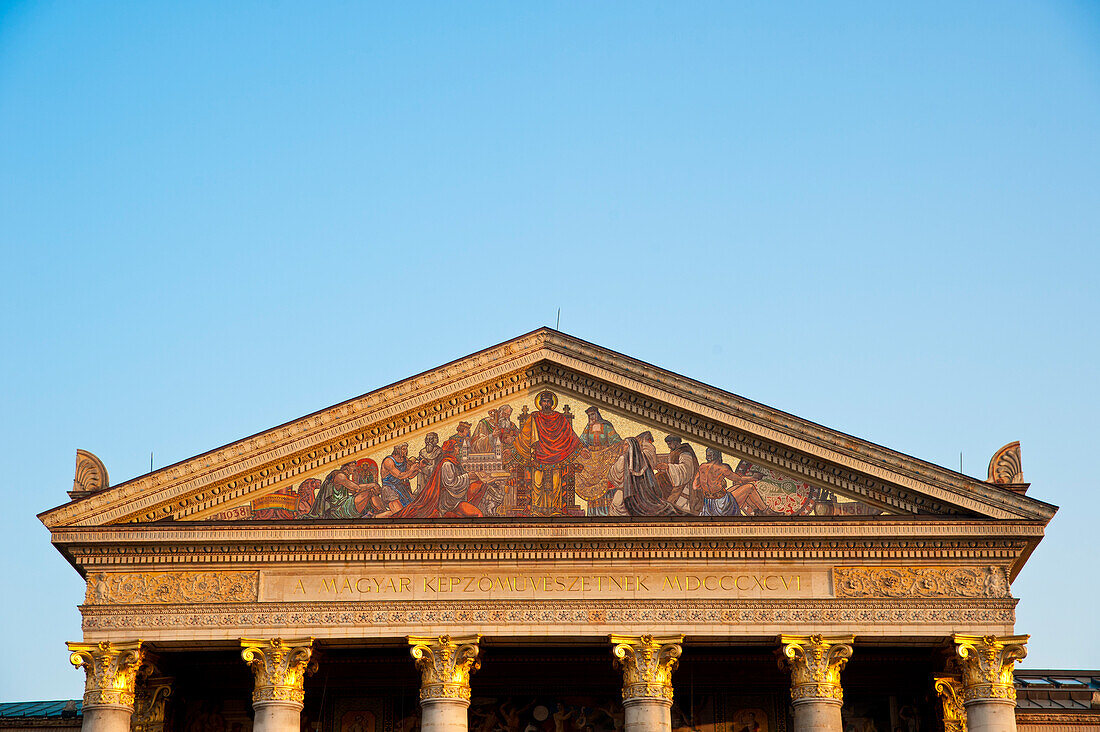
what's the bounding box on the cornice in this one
[40,329,1056,530]
[52,519,1042,571]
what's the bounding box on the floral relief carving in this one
[80,599,1017,632]
[86,571,259,605]
[832,567,1009,598]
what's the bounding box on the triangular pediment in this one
[40,329,1055,529]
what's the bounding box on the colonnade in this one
[66,633,1029,732]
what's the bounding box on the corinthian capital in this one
[407,635,482,701]
[933,674,967,732]
[778,634,854,703]
[240,638,316,705]
[609,634,684,702]
[132,672,173,732]
[67,640,146,709]
[952,634,1028,703]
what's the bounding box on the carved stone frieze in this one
[953,634,1029,703]
[407,634,481,701]
[67,640,145,709]
[85,571,259,605]
[934,674,966,732]
[240,638,316,705]
[610,634,683,702]
[80,598,1017,634]
[832,567,1010,598]
[778,635,854,703]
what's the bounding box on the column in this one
[953,634,1029,732]
[67,641,146,732]
[933,674,966,732]
[408,635,481,732]
[609,634,684,732]
[131,664,173,732]
[240,638,316,732]
[777,634,854,732]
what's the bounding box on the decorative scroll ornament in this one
[832,567,1009,599]
[407,635,482,701]
[67,640,145,708]
[86,571,259,605]
[778,634,854,703]
[953,634,1028,703]
[609,634,684,702]
[933,674,967,732]
[132,673,173,732]
[987,442,1023,485]
[240,638,316,705]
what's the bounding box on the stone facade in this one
[38,331,1061,732]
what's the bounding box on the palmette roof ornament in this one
[70,449,109,499]
[987,442,1024,485]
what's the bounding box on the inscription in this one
[263,569,811,602]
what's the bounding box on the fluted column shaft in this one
[67,641,145,732]
[610,634,684,732]
[953,634,1028,732]
[408,635,482,732]
[241,638,316,732]
[778,635,854,732]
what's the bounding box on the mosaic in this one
[212,389,883,520]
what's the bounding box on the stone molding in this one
[832,567,1009,598]
[953,634,1029,703]
[778,634,854,703]
[40,330,1053,529]
[85,571,259,605]
[407,634,481,701]
[610,634,683,702]
[240,637,316,706]
[80,598,1016,636]
[67,640,145,709]
[56,520,1038,570]
[933,674,966,732]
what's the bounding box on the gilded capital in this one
[609,634,684,703]
[67,640,145,709]
[953,634,1028,703]
[778,634,854,703]
[132,673,173,732]
[933,674,966,732]
[240,638,316,706]
[407,635,482,701]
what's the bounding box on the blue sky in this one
[2,1,1098,700]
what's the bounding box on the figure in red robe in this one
[511,390,588,515]
[394,440,487,518]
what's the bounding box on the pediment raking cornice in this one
[39,329,1056,528]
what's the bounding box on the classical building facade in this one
[39,330,1069,732]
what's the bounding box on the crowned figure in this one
[510,390,588,515]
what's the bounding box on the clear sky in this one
[1,1,1098,701]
